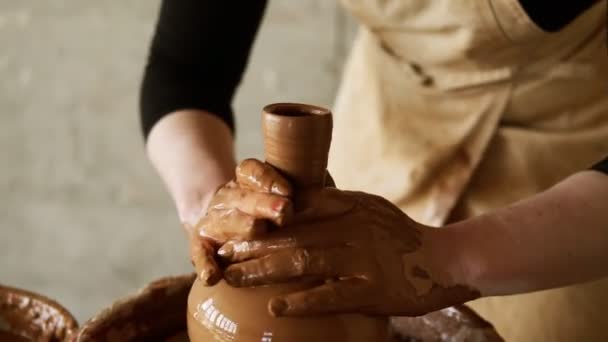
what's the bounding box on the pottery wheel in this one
[75,273,503,342]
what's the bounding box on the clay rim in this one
[0,284,79,340]
[74,273,195,341]
[263,103,331,118]
[74,273,501,341]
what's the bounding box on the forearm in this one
[146,110,235,227]
[139,0,267,227]
[441,170,608,296]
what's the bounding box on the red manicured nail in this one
[272,200,285,212]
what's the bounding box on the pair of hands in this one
[186,159,479,317]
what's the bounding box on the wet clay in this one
[165,331,189,342]
[0,284,78,342]
[261,103,333,188]
[0,331,30,342]
[217,187,479,318]
[75,274,194,341]
[390,306,504,342]
[187,103,390,341]
[77,273,500,341]
[187,279,388,341]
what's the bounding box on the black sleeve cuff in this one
[139,48,235,138]
[518,0,598,32]
[139,0,267,140]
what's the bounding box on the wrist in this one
[423,224,482,298]
[167,153,234,227]
[173,174,228,228]
[146,109,236,226]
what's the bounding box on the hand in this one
[187,159,294,285]
[218,187,480,317]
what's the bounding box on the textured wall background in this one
[0,1,355,320]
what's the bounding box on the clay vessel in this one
[76,273,502,341]
[0,284,78,341]
[74,273,195,341]
[186,103,390,341]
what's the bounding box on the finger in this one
[236,159,292,196]
[199,208,268,242]
[189,235,222,286]
[223,247,360,287]
[292,187,356,223]
[218,223,351,261]
[210,186,293,226]
[268,278,370,316]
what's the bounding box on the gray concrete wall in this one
[0,1,355,321]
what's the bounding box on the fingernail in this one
[269,298,287,317]
[273,202,293,226]
[200,269,211,284]
[199,266,222,286]
[217,244,233,258]
[272,199,287,213]
[224,267,243,286]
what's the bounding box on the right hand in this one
[218,187,479,317]
[187,159,295,285]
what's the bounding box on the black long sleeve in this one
[139,0,598,140]
[518,0,600,32]
[592,157,608,175]
[140,0,267,139]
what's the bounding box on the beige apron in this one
[329,1,608,341]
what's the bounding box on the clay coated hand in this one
[218,188,480,317]
[187,159,294,285]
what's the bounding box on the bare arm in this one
[146,110,235,226]
[440,169,608,296]
[140,0,268,282]
[140,0,267,223]
[211,159,608,316]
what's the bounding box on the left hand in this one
[188,159,294,285]
[217,187,479,317]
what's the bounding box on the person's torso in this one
[329,1,608,341]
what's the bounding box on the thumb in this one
[189,233,222,286]
[269,278,369,316]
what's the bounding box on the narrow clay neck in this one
[262,103,332,190]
